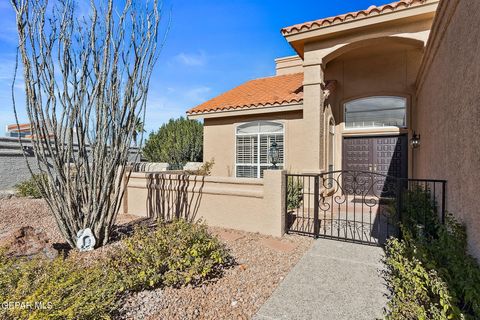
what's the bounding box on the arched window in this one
[344,96,407,129]
[236,121,284,178]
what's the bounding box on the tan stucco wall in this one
[414,0,480,260]
[122,170,286,237]
[275,55,303,75]
[203,110,312,177]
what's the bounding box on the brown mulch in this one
[0,198,313,319]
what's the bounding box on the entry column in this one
[302,54,326,173]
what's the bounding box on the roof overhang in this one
[283,1,439,58]
[187,102,303,120]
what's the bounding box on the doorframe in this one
[331,93,414,178]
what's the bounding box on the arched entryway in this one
[323,37,424,180]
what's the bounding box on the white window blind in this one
[236,122,284,178]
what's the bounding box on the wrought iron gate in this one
[285,170,446,245]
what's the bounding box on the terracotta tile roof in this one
[281,0,431,35]
[187,73,304,115]
[6,123,31,132]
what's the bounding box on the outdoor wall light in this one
[410,131,421,149]
[269,141,280,169]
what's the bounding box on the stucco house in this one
[184,0,480,258]
[187,0,436,179]
[121,0,478,261]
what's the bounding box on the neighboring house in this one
[187,0,480,259]
[6,123,33,138]
[6,122,80,141]
[5,122,56,139]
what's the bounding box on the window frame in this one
[328,118,335,172]
[235,121,285,178]
[343,96,408,130]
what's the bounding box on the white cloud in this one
[173,51,207,67]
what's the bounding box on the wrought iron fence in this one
[285,170,446,246]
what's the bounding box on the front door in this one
[342,135,408,195]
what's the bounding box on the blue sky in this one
[0,0,389,135]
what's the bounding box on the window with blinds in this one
[344,96,407,129]
[235,121,284,178]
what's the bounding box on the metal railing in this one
[285,170,447,246]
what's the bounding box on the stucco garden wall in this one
[121,170,286,237]
[414,0,480,260]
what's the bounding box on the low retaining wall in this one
[0,137,38,190]
[0,136,141,191]
[121,170,286,237]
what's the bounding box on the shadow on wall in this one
[146,173,205,222]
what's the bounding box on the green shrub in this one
[400,186,440,238]
[113,220,231,290]
[384,236,461,320]
[0,253,122,320]
[0,220,232,319]
[14,174,46,198]
[287,177,303,210]
[143,117,203,166]
[384,187,480,319]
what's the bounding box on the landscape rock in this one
[0,190,15,200]
[183,162,203,171]
[120,227,313,319]
[0,226,58,259]
[133,162,169,172]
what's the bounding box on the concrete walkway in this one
[254,238,388,320]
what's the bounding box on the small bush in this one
[0,253,122,320]
[400,186,440,238]
[0,220,232,319]
[114,220,231,290]
[384,187,480,319]
[287,177,303,210]
[384,236,461,320]
[185,159,215,176]
[14,174,46,198]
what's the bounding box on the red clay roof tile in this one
[281,0,430,35]
[187,73,304,115]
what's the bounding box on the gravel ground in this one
[0,198,144,260]
[121,228,313,320]
[0,197,64,243]
[0,198,313,320]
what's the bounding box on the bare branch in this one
[11,0,165,248]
